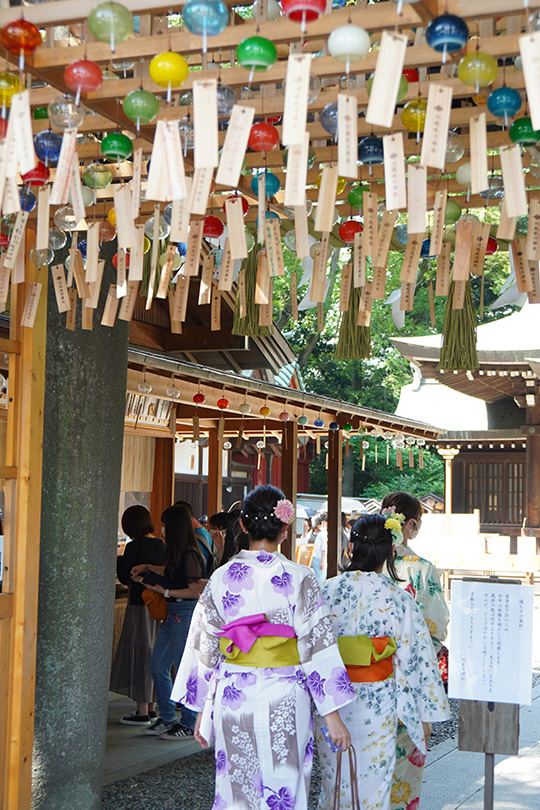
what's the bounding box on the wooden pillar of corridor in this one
[207,427,223,518]
[150,437,175,530]
[525,401,540,553]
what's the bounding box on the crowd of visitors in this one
[111,485,449,809]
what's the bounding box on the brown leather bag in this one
[333,745,360,810]
[141,589,167,622]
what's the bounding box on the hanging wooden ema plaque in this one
[353,231,366,288]
[511,239,534,294]
[265,218,284,277]
[193,79,218,170]
[170,178,192,243]
[339,263,352,312]
[400,234,423,285]
[294,203,310,258]
[255,249,271,305]
[430,190,448,257]
[407,165,427,235]
[470,222,491,276]
[453,219,474,282]
[225,196,247,260]
[284,132,310,208]
[20,282,42,329]
[51,264,70,314]
[146,204,161,310]
[215,105,254,188]
[199,252,214,305]
[420,84,452,171]
[282,54,311,146]
[311,232,329,303]
[157,244,177,299]
[184,218,204,277]
[500,145,528,218]
[362,191,378,258]
[383,133,406,212]
[526,198,540,261]
[173,275,190,322]
[118,281,140,322]
[101,284,119,327]
[497,196,517,241]
[337,94,358,180]
[366,31,408,129]
[211,282,221,331]
[189,168,214,217]
[314,166,339,233]
[469,113,488,194]
[218,239,234,291]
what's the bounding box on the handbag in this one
[141,588,168,621]
[333,745,360,810]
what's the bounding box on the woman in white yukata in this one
[172,484,353,810]
[315,513,449,810]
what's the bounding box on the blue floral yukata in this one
[172,549,354,810]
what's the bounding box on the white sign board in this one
[449,580,534,705]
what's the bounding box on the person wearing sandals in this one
[380,491,450,810]
[131,504,205,740]
[110,505,165,727]
[315,513,449,810]
[171,485,353,810]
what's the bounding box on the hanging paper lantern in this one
[149,51,189,89]
[425,13,469,61]
[485,236,498,255]
[402,67,419,83]
[320,102,338,137]
[203,215,224,238]
[217,397,230,410]
[259,405,271,416]
[298,415,309,426]
[347,184,368,209]
[48,228,67,250]
[239,401,251,414]
[446,130,465,163]
[457,51,498,89]
[236,36,277,72]
[367,72,407,103]
[64,60,103,103]
[144,215,170,240]
[455,162,472,186]
[339,220,363,243]
[250,171,280,197]
[182,0,229,37]
[329,421,339,431]
[314,418,325,428]
[248,121,279,152]
[101,132,133,161]
[21,161,50,186]
[509,116,540,146]
[222,194,249,216]
[327,25,370,64]
[357,136,383,165]
[401,97,427,133]
[123,89,159,127]
[281,0,325,27]
[19,188,37,213]
[34,130,63,165]
[279,411,290,421]
[83,163,113,189]
[193,393,206,404]
[217,85,237,118]
[0,19,41,59]
[0,71,23,108]
[252,0,281,20]
[48,95,85,130]
[445,198,462,224]
[487,86,522,123]
[87,2,134,50]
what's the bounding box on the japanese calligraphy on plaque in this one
[215,105,255,188]
[193,79,218,169]
[366,31,408,129]
[500,145,528,218]
[420,84,452,171]
[430,190,448,257]
[337,94,358,180]
[284,132,310,208]
[282,54,311,146]
[383,133,406,211]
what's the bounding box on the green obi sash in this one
[219,635,300,668]
[338,635,397,666]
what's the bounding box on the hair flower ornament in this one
[382,509,405,542]
[273,499,295,524]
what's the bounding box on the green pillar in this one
[32,251,129,809]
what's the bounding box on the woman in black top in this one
[131,504,205,740]
[110,505,165,726]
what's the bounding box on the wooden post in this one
[524,403,540,548]
[438,448,460,535]
[207,427,223,517]
[327,428,342,579]
[280,420,298,561]
[150,437,175,531]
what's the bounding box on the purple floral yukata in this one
[171,549,354,810]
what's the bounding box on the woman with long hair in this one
[131,504,205,740]
[380,491,450,810]
[171,484,352,810]
[315,513,449,810]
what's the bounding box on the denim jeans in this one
[149,600,198,727]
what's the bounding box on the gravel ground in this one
[101,671,539,810]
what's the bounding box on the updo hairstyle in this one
[347,513,402,581]
[380,491,423,523]
[240,484,287,543]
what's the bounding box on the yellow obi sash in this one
[219,635,300,668]
[338,635,396,682]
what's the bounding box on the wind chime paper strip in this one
[72,251,90,299]
[162,120,188,200]
[20,282,42,329]
[311,232,329,303]
[51,264,70,313]
[291,271,299,320]
[238,267,247,319]
[265,218,285,276]
[2,211,28,270]
[400,233,423,284]
[145,205,160,309]
[101,284,119,327]
[259,284,273,326]
[511,239,534,292]
[85,220,100,284]
[339,263,352,312]
[314,165,339,234]
[211,282,221,330]
[452,280,466,310]
[284,132,310,208]
[500,144,528,218]
[526,198,540,261]
[337,94,358,180]
[383,133,406,211]
[2,176,20,216]
[9,91,36,176]
[316,302,324,332]
[156,243,177,299]
[372,265,386,300]
[199,253,214,305]
[173,274,190,322]
[193,79,218,170]
[528,261,540,303]
[170,178,192,243]
[12,227,24,284]
[407,164,427,235]
[257,171,266,245]
[374,210,398,269]
[49,129,77,206]
[218,239,234,291]
[452,219,474,281]
[420,83,452,171]
[497,196,517,241]
[69,163,85,230]
[113,184,136,249]
[190,168,215,217]
[430,190,448,257]
[36,185,50,252]
[225,196,248,260]
[400,282,415,311]
[215,105,255,188]
[353,230,366,287]
[362,191,378,258]
[519,31,540,132]
[183,218,204,277]
[470,221,491,276]
[145,121,168,202]
[131,147,143,219]
[255,250,271,305]
[116,249,127,298]
[469,113,489,194]
[282,54,312,147]
[168,290,182,333]
[128,225,145,282]
[86,260,105,309]
[357,282,373,327]
[118,280,140,321]
[294,203,310,258]
[366,31,408,129]
[81,303,93,331]
[66,288,77,331]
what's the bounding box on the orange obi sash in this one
[337,635,396,683]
